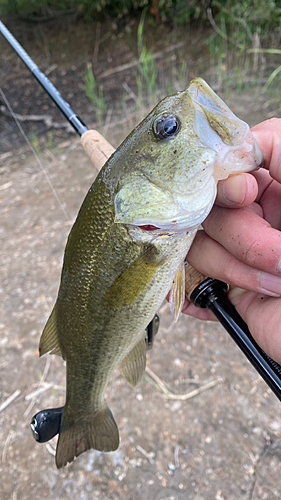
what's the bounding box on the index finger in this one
[202,204,281,275]
[251,118,281,183]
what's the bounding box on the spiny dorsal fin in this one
[39,303,63,357]
[169,262,185,322]
[119,338,147,387]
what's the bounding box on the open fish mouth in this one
[134,203,213,233]
[138,224,160,231]
[127,193,215,236]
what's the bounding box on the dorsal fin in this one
[119,338,147,387]
[39,303,63,357]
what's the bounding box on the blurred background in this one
[1,1,281,499]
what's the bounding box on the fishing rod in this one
[0,20,88,137]
[1,19,281,427]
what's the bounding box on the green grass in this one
[136,10,158,104]
[30,132,40,152]
[247,48,281,89]
[47,129,54,149]
[85,63,107,123]
[205,1,281,91]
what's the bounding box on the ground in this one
[1,15,281,500]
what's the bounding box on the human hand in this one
[183,118,281,363]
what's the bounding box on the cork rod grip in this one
[81,129,115,170]
[80,129,206,300]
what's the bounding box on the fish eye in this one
[153,114,181,140]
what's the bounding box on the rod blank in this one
[0,20,88,136]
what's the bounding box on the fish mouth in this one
[133,179,217,234]
[135,224,178,236]
[133,198,215,235]
[124,189,216,236]
[137,224,160,231]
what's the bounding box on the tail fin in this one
[55,405,119,468]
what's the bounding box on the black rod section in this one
[0,20,88,136]
[191,278,281,401]
[211,296,281,401]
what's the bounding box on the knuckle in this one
[243,237,268,269]
[266,117,281,129]
[220,256,240,287]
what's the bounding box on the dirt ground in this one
[1,16,281,500]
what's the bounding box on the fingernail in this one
[277,259,281,274]
[222,175,246,204]
[259,272,281,297]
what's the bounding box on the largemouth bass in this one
[38,78,262,468]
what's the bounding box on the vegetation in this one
[2,0,281,114]
[137,9,158,102]
[1,0,281,36]
[0,0,206,22]
[214,0,281,34]
[84,63,107,123]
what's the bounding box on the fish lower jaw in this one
[126,224,199,243]
[127,203,214,236]
[212,133,264,180]
[126,224,186,240]
[136,223,197,233]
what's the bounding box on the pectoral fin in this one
[105,252,160,307]
[169,262,185,322]
[119,338,147,387]
[39,303,63,357]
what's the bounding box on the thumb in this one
[216,173,258,208]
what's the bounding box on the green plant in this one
[179,60,187,89]
[2,0,281,33]
[137,9,158,101]
[30,132,39,152]
[248,48,281,89]
[47,129,54,149]
[213,0,281,35]
[265,65,281,89]
[0,0,206,22]
[135,71,143,101]
[85,63,107,123]
[165,80,173,95]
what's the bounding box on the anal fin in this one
[119,338,146,387]
[169,262,185,322]
[39,303,63,357]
